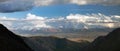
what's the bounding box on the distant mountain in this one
[0,24,33,51]
[12,22,120,34]
[82,28,120,51]
[13,27,113,36]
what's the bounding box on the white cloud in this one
[25,13,46,20]
[66,13,114,23]
[0,16,17,20]
[66,14,80,19]
[24,13,52,29]
[114,15,120,18]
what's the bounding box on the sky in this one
[0,3,120,18]
[0,0,120,34]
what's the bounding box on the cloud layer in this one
[0,0,120,12]
[0,13,120,31]
[34,0,120,6]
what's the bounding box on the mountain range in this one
[0,24,89,51]
[0,24,120,51]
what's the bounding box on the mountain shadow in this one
[23,35,90,51]
[28,36,89,51]
[0,24,33,51]
[83,28,120,51]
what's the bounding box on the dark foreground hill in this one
[24,36,89,51]
[0,24,33,51]
[83,28,120,51]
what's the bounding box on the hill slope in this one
[83,28,120,51]
[24,36,89,51]
[0,24,33,51]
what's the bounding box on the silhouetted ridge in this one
[0,24,33,51]
[106,28,120,39]
[83,28,120,51]
[0,24,20,39]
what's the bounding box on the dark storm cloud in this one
[0,0,33,13]
[0,0,8,2]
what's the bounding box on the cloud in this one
[0,0,33,12]
[0,16,17,29]
[23,13,51,29]
[0,16,17,20]
[34,0,54,6]
[69,0,120,5]
[65,13,120,28]
[25,13,46,20]
[34,0,120,6]
[0,0,120,12]
[0,0,8,2]
[66,13,115,23]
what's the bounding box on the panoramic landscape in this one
[0,0,120,51]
